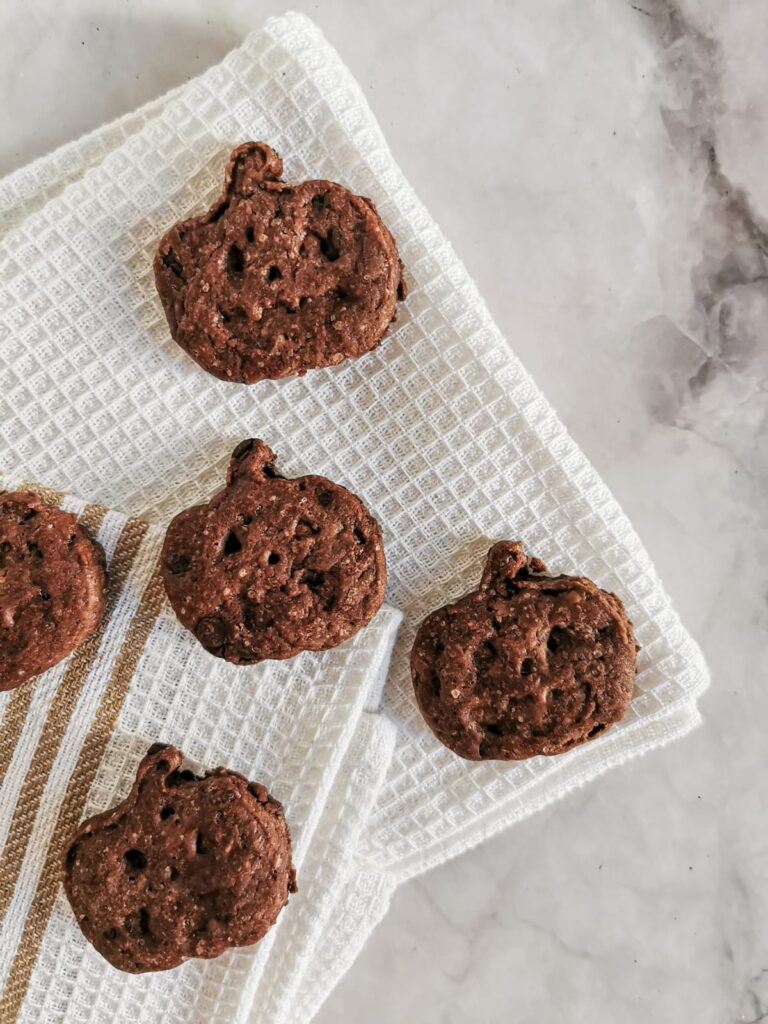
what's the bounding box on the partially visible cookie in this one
[63,744,296,973]
[411,542,637,760]
[0,492,106,691]
[154,141,406,383]
[161,439,386,663]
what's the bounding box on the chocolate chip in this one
[195,615,227,650]
[166,553,190,575]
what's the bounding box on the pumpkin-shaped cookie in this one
[161,439,386,663]
[63,745,296,973]
[154,142,405,383]
[411,542,637,760]
[0,492,106,691]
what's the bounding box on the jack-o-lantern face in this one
[411,542,637,761]
[161,439,386,663]
[154,142,405,384]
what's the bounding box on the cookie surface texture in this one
[161,439,386,663]
[63,745,296,973]
[411,541,637,760]
[0,491,106,691]
[154,141,405,383]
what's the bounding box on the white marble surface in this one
[1,1,765,1021]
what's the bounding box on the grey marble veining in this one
[0,1,765,1021]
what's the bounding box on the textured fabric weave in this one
[0,13,708,1023]
[0,476,401,1024]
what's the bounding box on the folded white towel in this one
[0,13,708,1023]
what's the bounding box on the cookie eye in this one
[222,530,242,556]
[123,907,151,936]
[318,229,340,262]
[311,194,327,213]
[266,265,282,281]
[123,849,147,872]
[294,518,317,538]
[316,489,333,507]
[267,552,280,565]
[226,243,245,283]
[520,658,534,676]
[547,627,567,652]
[159,805,175,820]
[161,247,185,279]
[302,569,324,593]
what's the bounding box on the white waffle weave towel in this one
[0,13,709,1023]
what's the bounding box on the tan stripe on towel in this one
[0,557,165,1020]
[0,688,37,787]
[17,483,65,507]
[0,509,138,982]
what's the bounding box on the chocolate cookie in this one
[161,439,386,663]
[411,542,637,760]
[63,744,296,973]
[154,141,405,383]
[0,492,106,691]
